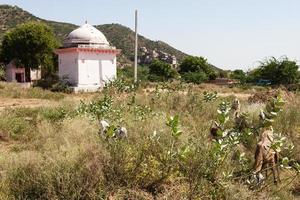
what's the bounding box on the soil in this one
[0,98,53,110]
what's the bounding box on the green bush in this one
[248,57,299,85]
[117,65,149,82]
[41,107,71,122]
[181,72,208,84]
[179,56,217,83]
[148,60,179,82]
[50,78,72,93]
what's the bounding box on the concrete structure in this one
[55,23,120,92]
[139,46,177,67]
[5,61,41,83]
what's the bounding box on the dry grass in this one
[0,82,299,199]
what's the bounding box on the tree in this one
[0,22,59,81]
[180,71,208,84]
[148,60,179,82]
[179,56,216,84]
[230,69,246,83]
[179,56,211,73]
[250,57,299,85]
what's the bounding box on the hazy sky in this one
[1,0,300,70]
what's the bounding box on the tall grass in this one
[0,82,64,100]
[0,83,299,199]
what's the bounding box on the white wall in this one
[6,62,26,82]
[101,57,117,83]
[30,68,41,81]
[58,52,79,85]
[78,52,117,86]
[78,59,100,85]
[58,50,117,89]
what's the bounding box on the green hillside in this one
[0,5,188,66]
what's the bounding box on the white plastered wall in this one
[78,52,117,87]
[5,62,25,82]
[58,52,79,85]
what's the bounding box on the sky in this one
[1,0,300,70]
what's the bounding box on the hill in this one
[0,5,188,66]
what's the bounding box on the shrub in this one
[148,60,179,82]
[35,74,59,89]
[41,106,73,122]
[117,65,149,82]
[248,57,299,85]
[179,56,217,83]
[50,78,72,93]
[181,72,208,84]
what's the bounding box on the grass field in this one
[0,81,299,199]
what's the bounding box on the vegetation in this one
[148,60,179,82]
[0,22,59,81]
[117,65,149,82]
[0,82,299,199]
[247,57,299,85]
[0,82,64,100]
[230,69,247,84]
[179,56,217,83]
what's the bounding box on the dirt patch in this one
[0,98,54,110]
[218,92,251,100]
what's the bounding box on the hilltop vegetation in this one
[0,5,187,66]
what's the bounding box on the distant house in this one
[5,61,41,83]
[210,78,240,85]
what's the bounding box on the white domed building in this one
[55,23,120,92]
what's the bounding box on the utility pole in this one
[134,10,138,83]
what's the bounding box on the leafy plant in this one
[259,94,285,128]
[77,95,114,120]
[166,115,183,139]
[203,91,218,102]
[148,60,179,82]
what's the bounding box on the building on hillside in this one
[5,61,41,83]
[55,23,121,92]
[139,46,177,67]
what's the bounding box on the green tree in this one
[0,22,59,81]
[250,57,299,85]
[180,71,208,84]
[148,60,179,82]
[218,70,229,78]
[179,56,210,74]
[230,69,246,83]
[179,56,216,84]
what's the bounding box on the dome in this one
[64,23,109,47]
